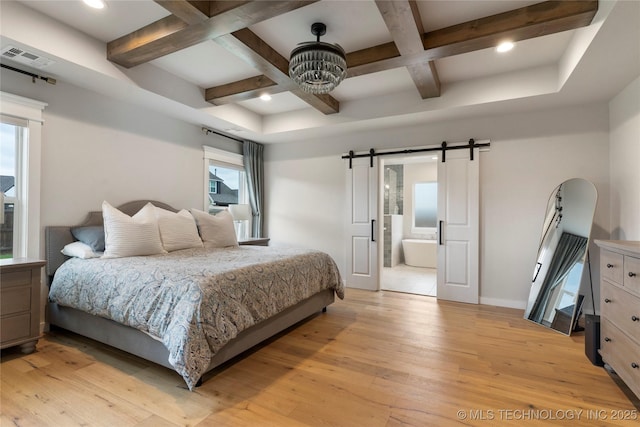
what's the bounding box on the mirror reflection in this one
[524,178,597,335]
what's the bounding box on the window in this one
[413,181,437,230]
[207,164,246,211]
[209,180,218,194]
[203,146,248,214]
[0,92,46,260]
[0,120,26,259]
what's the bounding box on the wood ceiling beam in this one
[153,1,210,25]
[210,0,596,104]
[107,1,317,68]
[213,28,340,114]
[420,0,598,57]
[205,75,285,105]
[375,0,440,98]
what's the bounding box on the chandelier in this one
[288,22,347,95]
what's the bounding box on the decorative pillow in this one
[154,207,203,252]
[61,241,101,259]
[101,201,166,258]
[190,209,239,248]
[70,225,105,252]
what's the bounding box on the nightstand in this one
[239,238,270,246]
[1,258,46,354]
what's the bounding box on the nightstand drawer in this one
[0,258,46,353]
[1,287,31,316]
[1,270,32,288]
[239,238,270,246]
[0,313,31,344]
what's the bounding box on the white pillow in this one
[102,201,166,258]
[154,207,203,252]
[61,241,100,259]
[190,209,239,248]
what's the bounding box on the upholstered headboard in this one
[44,200,178,279]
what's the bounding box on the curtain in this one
[528,232,587,323]
[243,140,264,237]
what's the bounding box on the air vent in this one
[1,45,55,69]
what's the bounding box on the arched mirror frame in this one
[524,178,598,335]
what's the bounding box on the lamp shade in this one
[228,204,252,221]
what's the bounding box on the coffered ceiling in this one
[1,1,638,143]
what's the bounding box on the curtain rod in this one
[202,127,244,143]
[1,63,56,85]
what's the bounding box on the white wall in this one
[1,69,244,330]
[0,68,241,242]
[609,76,640,241]
[265,104,610,308]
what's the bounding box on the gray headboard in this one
[44,200,178,279]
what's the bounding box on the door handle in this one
[439,220,444,245]
[371,219,376,242]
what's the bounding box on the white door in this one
[345,156,379,290]
[437,148,479,303]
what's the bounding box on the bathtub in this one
[402,239,437,268]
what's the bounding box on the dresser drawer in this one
[601,319,640,398]
[601,282,640,341]
[602,250,624,284]
[624,255,640,294]
[0,287,31,316]
[0,270,32,288]
[0,313,31,345]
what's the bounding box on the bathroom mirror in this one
[524,178,597,335]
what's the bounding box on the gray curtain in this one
[528,232,587,323]
[243,140,264,237]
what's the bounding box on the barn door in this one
[437,148,480,303]
[345,156,379,290]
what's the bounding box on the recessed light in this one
[83,0,106,9]
[259,94,272,101]
[496,41,514,53]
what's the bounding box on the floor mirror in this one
[524,178,597,335]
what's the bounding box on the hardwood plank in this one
[1,289,635,426]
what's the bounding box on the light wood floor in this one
[2,289,638,426]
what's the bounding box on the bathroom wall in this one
[384,165,403,215]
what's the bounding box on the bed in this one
[45,200,344,390]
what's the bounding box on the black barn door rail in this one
[342,139,490,168]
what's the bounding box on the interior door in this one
[345,156,379,290]
[437,148,479,303]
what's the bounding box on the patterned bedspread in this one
[49,245,344,390]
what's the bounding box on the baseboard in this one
[479,296,527,310]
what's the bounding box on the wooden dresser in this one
[595,240,640,399]
[0,258,46,354]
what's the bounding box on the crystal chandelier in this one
[288,23,347,95]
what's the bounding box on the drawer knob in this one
[629,271,637,278]
[607,263,614,268]
[604,298,612,303]
[632,363,639,369]
[632,316,640,322]
[604,337,612,342]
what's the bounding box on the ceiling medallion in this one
[288,22,347,95]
